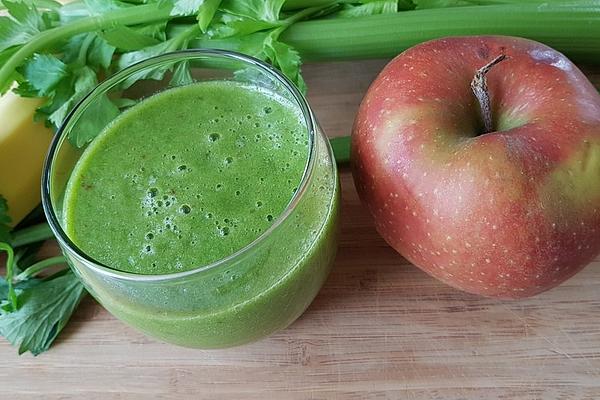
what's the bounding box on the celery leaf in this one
[0,0,44,52]
[16,54,68,97]
[220,0,285,22]
[0,270,86,355]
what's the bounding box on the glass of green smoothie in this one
[42,50,340,348]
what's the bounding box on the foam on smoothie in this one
[63,81,309,274]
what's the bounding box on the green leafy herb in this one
[0,196,85,356]
[196,0,221,32]
[62,32,116,70]
[221,0,286,22]
[170,0,222,31]
[16,53,68,97]
[0,269,86,355]
[0,0,47,53]
[101,25,163,51]
[262,31,306,92]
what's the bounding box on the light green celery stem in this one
[277,3,600,64]
[15,256,67,282]
[10,223,54,248]
[281,0,567,10]
[0,242,17,310]
[0,3,173,93]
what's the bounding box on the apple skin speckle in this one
[351,36,600,299]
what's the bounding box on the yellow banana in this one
[0,91,54,226]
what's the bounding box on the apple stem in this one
[471,54,508,134]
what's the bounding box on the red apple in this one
[351,36,600,299]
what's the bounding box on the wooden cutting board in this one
[1,59,599,400]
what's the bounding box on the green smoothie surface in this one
[63,81,309,275]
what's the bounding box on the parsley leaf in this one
[69,87,120,147]
[101,25,163,51]
[166,0,222,31]
[207,0,286,38]
[208,12,278,38]
[16,53,68,97]
[0,270,86,355]
[117,39,177,86]
[197,0,221,32]
[0,0,46,53]
[63,32,116,70]
[262,32,306,93]
[42,65,98,129]
[220,0,285,22]
[117,24,200,89]
[14,32,118,139]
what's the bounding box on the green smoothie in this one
[62,81,339,347]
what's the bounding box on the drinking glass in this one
[42,50,340,348]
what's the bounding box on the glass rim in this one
[41,49,318,282]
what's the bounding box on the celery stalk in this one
[280,3,600,63]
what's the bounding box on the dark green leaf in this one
[195,30,306,91]
[63,33,116,70]
[87,35,116,70]
[16,53,68,97]
[0,270,86,355]
[197,0,221,32]
[208,12,278,38]
[170,0,204,16]
[133,20,168,42]
[207,0,286,38]
[44,65,97,129]
[263,33,306,93]
[0,0,43,52]
[0,0,61,10]
[3,0,43,30]
[69,93,120,147]
[220,0,285,22]
[117,39,176,87]
[1,276,41,304]
[0,195,10,243]
[101,25,162,51]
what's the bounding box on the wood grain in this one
[1,59,600,400]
